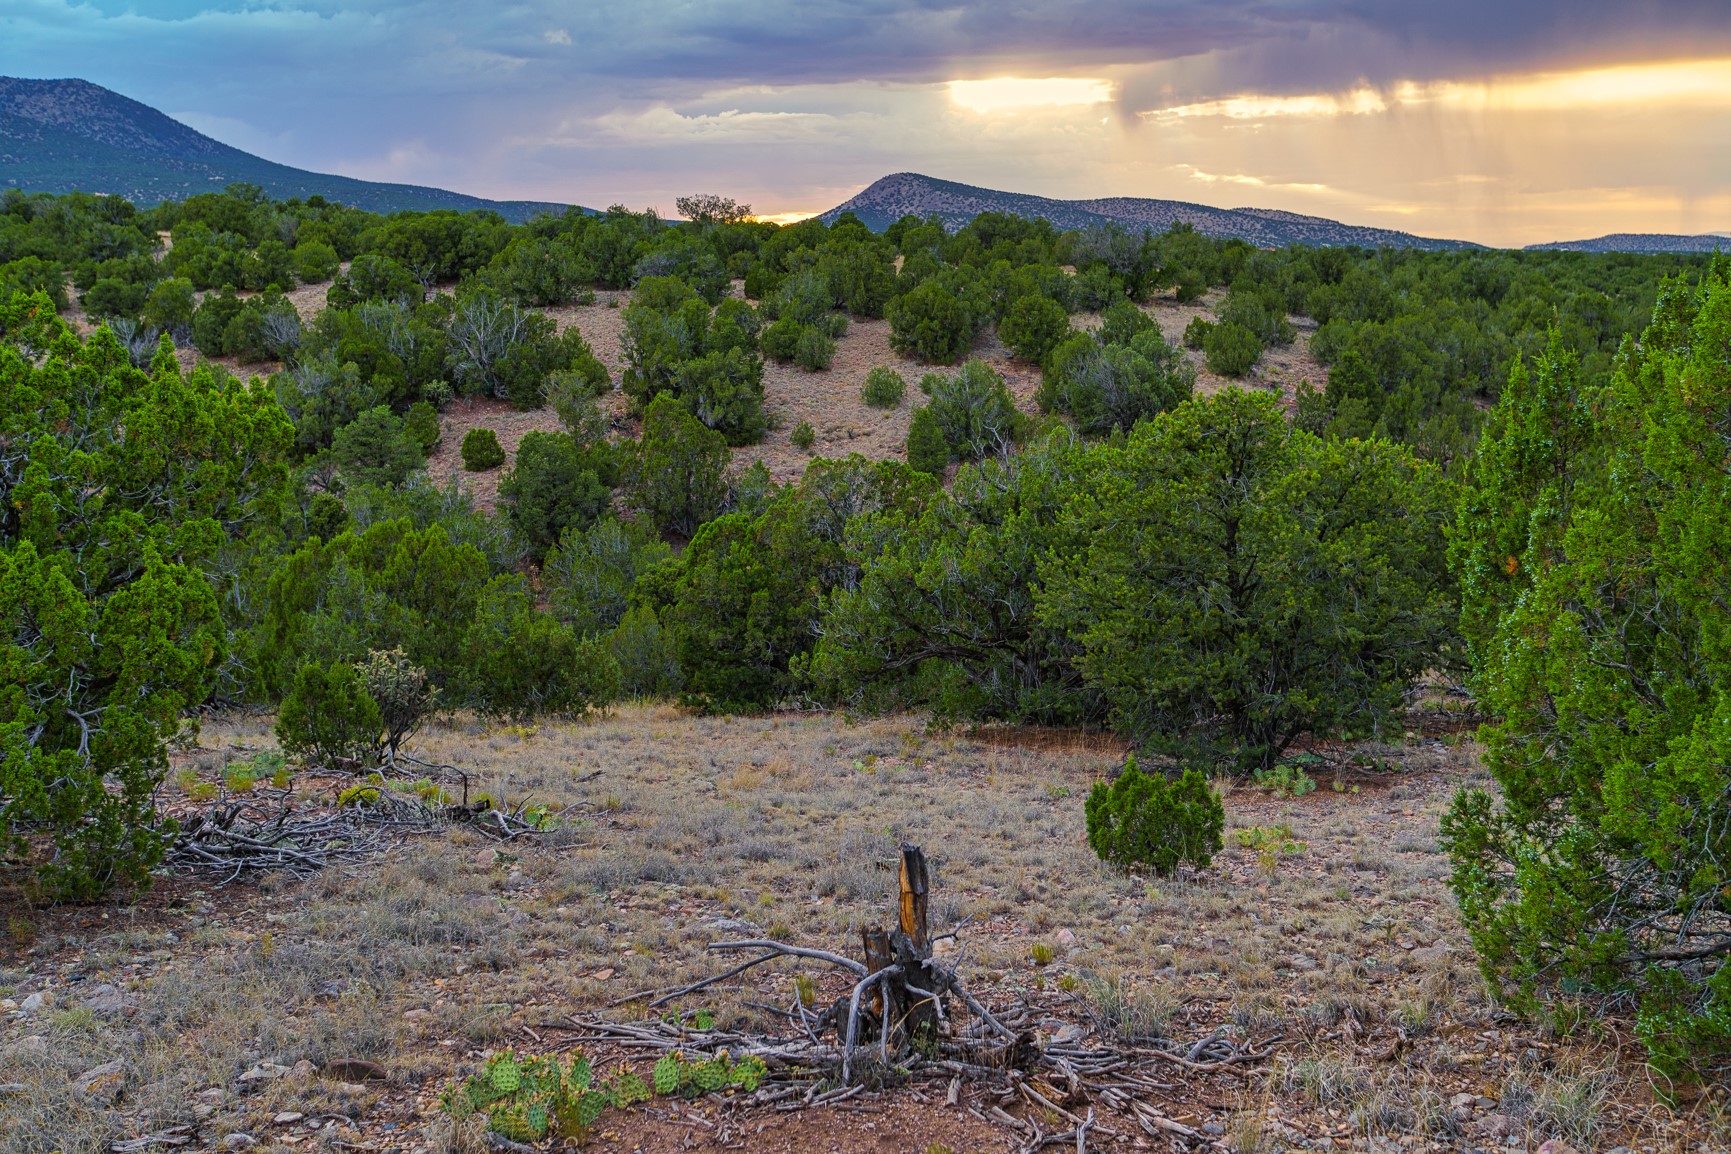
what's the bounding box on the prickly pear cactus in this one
[652,1053,683,1095]
[609,1071,651,1107]
[730,1055,767,1091]
[490,1103,541,1142]
[488,1056,523,1094]
[691,1060,728,1093]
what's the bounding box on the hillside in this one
[819,172,1481,250]
[0,77,572,222]
[1525,232,1729,254]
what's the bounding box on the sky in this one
[5,1,1731,246]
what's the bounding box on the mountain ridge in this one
[818,172,1480,250]
[820,172,1727,254]
[1523,232,1728,254]
[0,77,573,222]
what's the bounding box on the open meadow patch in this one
[2,707,1718,1154]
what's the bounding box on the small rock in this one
[1450,1093,1476,1109]
[323,1058,387,1082]
[474,848,497,866]
[401,1008,432,1022]
[239,1063,289,1083]
[1535,1143,1579,1154]
[75,1059,125,1097]
[12,1036,48,1057]
[192,1103,217,1119]
[1474,1113,1518,1140]
[196,1087,227,1103]
[273,1112,305,1125]
[591,967,615,981]
[290,1059,316,1082]
[1055,928,1076,946]
[1410,945,1450,966]
[1289,954,1318,971]
[80,984,132,1014]
[704,917,762,935]
[18,991,51,1014]
[220,1134,257,1150]
[1200,1122,1225,1136]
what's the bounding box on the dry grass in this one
[2,706,1707,1152]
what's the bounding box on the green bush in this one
[606,604,684,698]
[1203,321,1261,376]
[905,406,949,475]
[999,294,1071,365]
[498,430,611,554]
[1182,316,1213,349]
[672,346,767,445]
[404,400,443,455]
[918,359,1027,461]
[292,241,340,284]
[887,279,974,364]
[627,393,730,536]
[461,427,506,471]
[306,492,351,542]
[1442,288,1731,1080]
[794,325,835,371]
[790,420,816,451]
[1084,757,1224,875]
[759,316,804,362]
[1036,330,1194,435]
[861,366,907,409]
[0,296,292,898]
[544,518,671,638]
[461,576,620,720]
[330,405,425,488]
[1040,390,1457,773]
[276,660,384,766]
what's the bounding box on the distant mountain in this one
[1525,233,1728,254]
[819,172,1481,251]
[0,77,573,222]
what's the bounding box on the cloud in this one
[3,0,1730,242]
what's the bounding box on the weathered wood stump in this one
[693,840,1021,1084]
[858,845,942,1054]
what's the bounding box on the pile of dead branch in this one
[163,752,588,883]
[164,789,386,885]
[547,845,1281,1152]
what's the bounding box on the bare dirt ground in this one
[3,706,1723,1154]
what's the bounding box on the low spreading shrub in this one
[1084,756,1224,875]
[861,366,907,409]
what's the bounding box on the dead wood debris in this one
[163,752,583,883]
[560,845,1277,1152]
